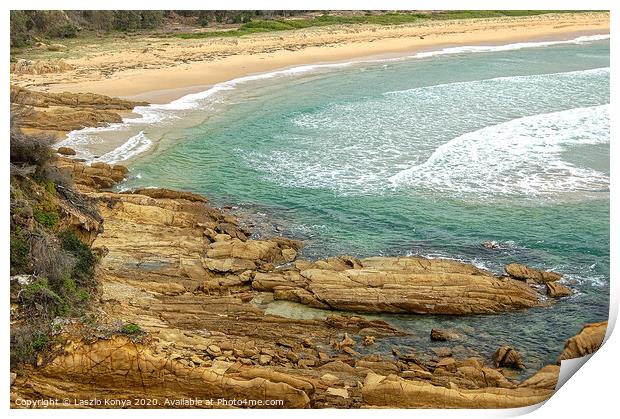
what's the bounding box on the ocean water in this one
[62,36,610,375]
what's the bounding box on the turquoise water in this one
[70,37,610,375]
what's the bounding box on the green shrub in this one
[33,207,59,228]
[10,327,50,367]
[10,225,30,274]
[121,323,142,334]
[59,231,97,284]
[114,10,142,31]
[140,11,165,29]
[10,11,31,47]
[20,279,66,317]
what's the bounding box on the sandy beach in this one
[11,12,609,104]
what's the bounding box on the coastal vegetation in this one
[174,10,575,39]
[11,10,580,47]
[10,126,101,367]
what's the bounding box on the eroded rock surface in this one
[505,263,562,283]
[9,159,591,409]
[558,322,607,361]
[10,85,146,133]
[264,256,543,314]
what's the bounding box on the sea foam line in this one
[60,33,609,164]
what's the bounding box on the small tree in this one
[140,11,164,29]
[10,11,31,47]
[113,10,142,31]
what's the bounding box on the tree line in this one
[10,10,312,47]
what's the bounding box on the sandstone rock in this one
[11,59,73,75]
[320,373,342,386]
[493,346,524,370]
[518,365,560,390]
[362,372,553,408]
[546,282,572,298]
[319,361,355,374]
[430,328,458,341]
[259,354,272,365]
[339,333,356,348]
[202,257,257,273]
[130,188,208,203]
[356,360,400,375]
[326,387,349,398]
[33,335,310,408]
[505,263,562,283]
[57,146,76,156]
[273,256,542,314]
[281,247,297,263]
[207,345,222,356]
[431,347,453,358]
[435,357,457,373]
[402,370,432,380]
[558,321,607,361]
[362,336,376,346]
[342,347,360,357]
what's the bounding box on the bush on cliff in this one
[10,128,101,367]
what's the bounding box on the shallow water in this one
[62,36,610,376]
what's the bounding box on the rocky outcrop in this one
[10,59,73,75]
[8,156,592,409]
[57,158,129,191]
[14,335,311,408]
[11,85,145,110]
[10,85,146,133]
[558,322,607,361]
[546,282,572,298]
[361,372,553,408]
[493,346,525,370]
[265,256,543,314]
[505,263,562,283]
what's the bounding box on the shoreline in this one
[126,29,610,105]
[52,31,610,167]
[11,13,609,104]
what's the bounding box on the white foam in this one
[410,34,610,59]
[93,131,152,165]
[389,105,610,197]
[60,33,609,164]
[383,67,609,96]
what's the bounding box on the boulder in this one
[493,346,525,370]
[430,328,458,341]
[57,146,76,156]
[546,282,572,298]
[505,263,562,283]
[362,336,376,346]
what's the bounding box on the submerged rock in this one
[430,328,459,341]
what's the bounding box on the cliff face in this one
[9,89,606,409]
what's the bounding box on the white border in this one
[2,1,616,417]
